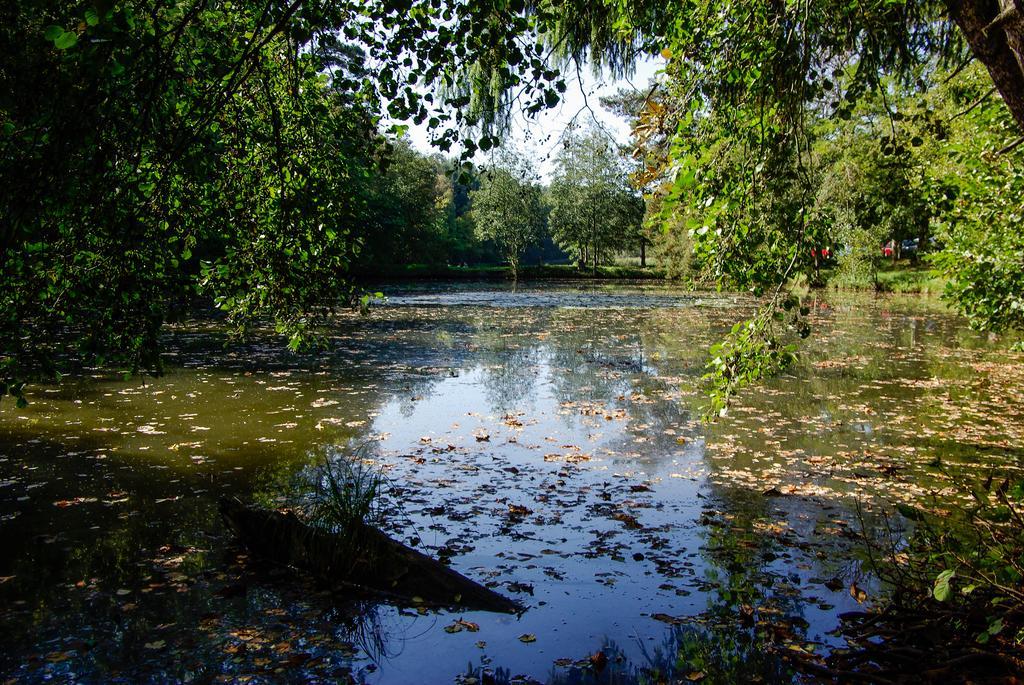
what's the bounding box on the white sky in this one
[406,56,665,180]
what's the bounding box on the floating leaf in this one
[456,618,479,632]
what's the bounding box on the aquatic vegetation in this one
[305,449,387,535]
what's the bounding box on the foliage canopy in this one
[468,153,546,278]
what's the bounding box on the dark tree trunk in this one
[947,0,1024,131]
[219,498,522,614]
[640,240,646,268]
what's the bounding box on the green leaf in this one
[44,25,64,41]
[54,31,79,50]
[933,569,955,602]
[85,9,100,26]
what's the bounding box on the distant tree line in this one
[356,130,646,280]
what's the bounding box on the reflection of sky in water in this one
[358,359,859,683]
[1,285,1021,683]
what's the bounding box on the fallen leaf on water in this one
[144,640,165,650]
[444,617,481,633]
[53,497,98,508]
[518,633,536,643]
[686,671,706,681]
[507,503,533,518]
[824,577,843,591]
[280,652,312,667]
[850,583,868,603]
[650,613,684,625]
[611,511,642,530]
[456,618,480,632]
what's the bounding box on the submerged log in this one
[218,497,522,614]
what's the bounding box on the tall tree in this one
[468,153,546,278]
[547,130,644,273]
[361,141,452,267]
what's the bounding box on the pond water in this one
[2,281,1022,684]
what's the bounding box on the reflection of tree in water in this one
[454,488,838,685]
[475,326,544,413]
[544,310,640,409]
[650,485,831,683]
[0,418,400,683]
[456,624,789,685]
[0,488,383,682]
[391,368,450,420]
[539,309,704,473]
[605,374,696,466]
[689,484,862,673]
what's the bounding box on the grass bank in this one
[366,260,946,294]
[364,262,668,281]
[817,262,948,295]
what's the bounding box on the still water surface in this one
[2,281,1022,683]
